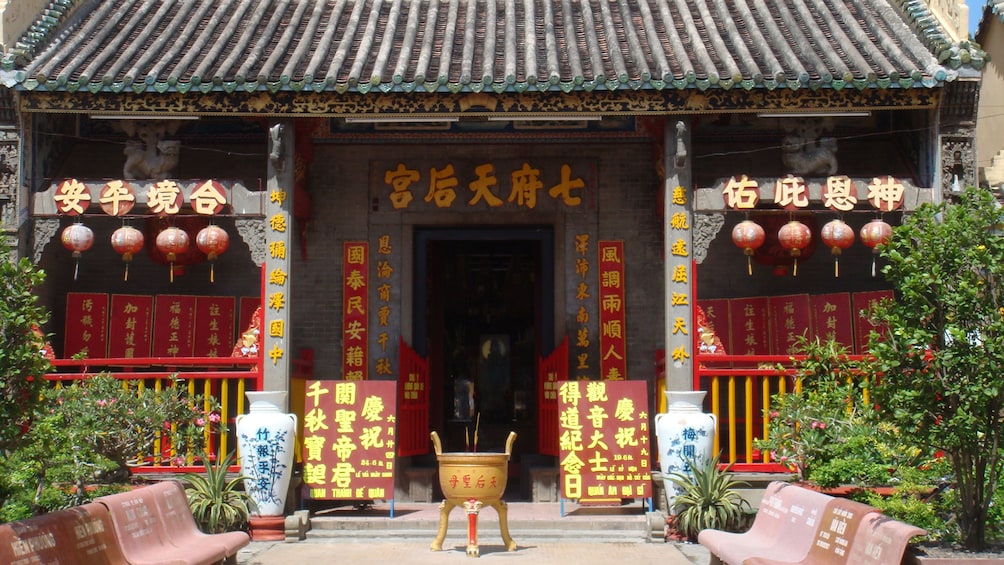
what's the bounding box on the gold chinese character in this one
[508,163,543,209]
[147,180,182,215]
[722,175,759,209]
[191,180,228,214]
[468,163,503,207]
[425,164,458,207]
[774,175,809,208]
[54,179,91,214]
[548,163,584,206]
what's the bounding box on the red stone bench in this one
[96,480,250,565]
[0,501,127,565]
[698,481,926,565]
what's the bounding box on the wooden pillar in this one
[663,119,694,394]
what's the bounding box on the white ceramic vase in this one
[654,390,717,511]
[236,391,297,516]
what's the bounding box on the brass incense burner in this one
[429,431,517,557]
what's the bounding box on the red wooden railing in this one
[45,355,262,473]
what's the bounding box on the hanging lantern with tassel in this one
[778,219,812,277]
[731,219,766,276]
[155,226,190,283]
[820,219,855,278]
[860,218,893,277]
[195,224,229,283]
[61,223,94,280]
[110,225,144,281]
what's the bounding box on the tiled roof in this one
[0,0,971,95]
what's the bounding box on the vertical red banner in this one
[108,294,153,358]
[194,296,235,358]
[768,294,811,355]
[728,297,771,356]
[64,293,109,358]
[853,290,895,353]
[810,293,854,350]
[302,380,396,500]
[343,242,369,380]
[238,296,260,341]
[152,295,197,357]
[697,298,731,353]
[597,241,627,380]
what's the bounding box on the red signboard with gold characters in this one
[342,242,369,380]
[557,380,650,502]
[302,380,396,501]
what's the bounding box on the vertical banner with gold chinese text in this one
[343,242,369,380]
[768,294,811,355]
[598,241,627,380]
[64,293,109,358]
[263,120,295,393]
[108,294,152,358]
[557,380,650,502]
[194,296,235,358]
[852,290,894,354]
[152,295,196,357]
[665,181,693,391]
[809,293,854,349]
[727,297,771,356]
[569,229,599,379]
[302,380,396,500]
[371,232,399,379]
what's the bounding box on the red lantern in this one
[156,226,190,283]
[731,220,766,276]
[60,223,94,280]
[195,224,229,283]
[110,225,144,281]
[860,218,893,276]
[778,220,811,277]
[820,219,855,278]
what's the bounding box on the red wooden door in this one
[397,337,430,457]
[537,337,567,456]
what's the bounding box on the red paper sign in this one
[557,380,650,502]
[64,293,108,358]
[728,297,771,356]
[853,290,895,353]
[194,296,235,358]
[152,295,196,357]
[810,293,854,350]
[769,294,812,355]
[343,242,369,380]
[108,294,153,358]
[697,299,731,354]
[302,380,396,500]
[598,241,627,380]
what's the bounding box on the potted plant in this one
[184,452,256,534]
[666,453,752,542]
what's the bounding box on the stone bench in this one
[698,481,926,565]
[96,480,250,565]
[0,501,128,565]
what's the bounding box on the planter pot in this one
[654,390,716,511]
[905,550,1004,565]
[236,391,297,517]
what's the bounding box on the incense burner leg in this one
[490,500,517,551]
[463,498,484,557]
[431,499,457,551]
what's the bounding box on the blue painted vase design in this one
[236,391,297,517]
[654,391,717,511]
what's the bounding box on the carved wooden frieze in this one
[18,88,939,117]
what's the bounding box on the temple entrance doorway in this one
[414,227,554,498]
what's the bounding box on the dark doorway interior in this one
[415,228,553,491]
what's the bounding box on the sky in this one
[968,0,987,35]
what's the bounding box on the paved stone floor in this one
[240,539,707,564]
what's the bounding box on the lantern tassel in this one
[73,259,80,281]
[210,263,215,284]
[834,257,839,278]
[124,263,129,282]
[170,262,175,283]
[871,256,877,278]
[792,257,798,277]
[746,255,753,276]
